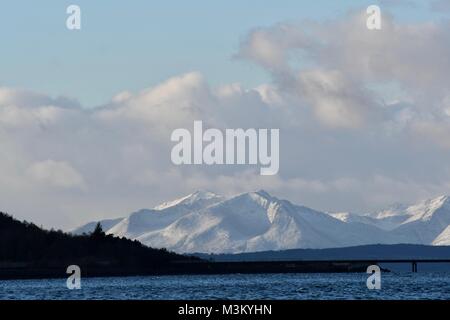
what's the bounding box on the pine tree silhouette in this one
[92,222,105,237]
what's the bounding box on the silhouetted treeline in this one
[0,212,197,269]
[0,212,393,279]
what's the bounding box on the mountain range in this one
[72,190,450,253]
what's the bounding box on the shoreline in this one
[0,260,378,281]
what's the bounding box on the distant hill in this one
[195,244,450,262]
[0,211,198,279]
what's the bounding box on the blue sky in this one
[0,0,445,107]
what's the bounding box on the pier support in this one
[412,261,418,273]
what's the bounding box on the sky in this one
[1,0,447,106]
[0,0,450,229]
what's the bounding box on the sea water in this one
[0,272,449,300]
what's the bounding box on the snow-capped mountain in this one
[72,191,450,253]
[105,191,224,239]
[387,196,450,244]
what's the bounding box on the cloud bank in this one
[1,10,450,229]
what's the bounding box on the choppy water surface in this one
[0,273,449,300]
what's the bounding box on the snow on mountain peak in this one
[254,189,272,199]
[431,195,450,207]
[222,190,283,224]
[433,225,450,245]
[72,192,450,254]
[154,190,222,211]
[402,194,450,223]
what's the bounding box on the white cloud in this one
[298,69,380,128]
[26,160,86,189]
[0,105,66,128]
[97,72,213,132]
[238,12,450,129]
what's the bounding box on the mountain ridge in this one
[72,190,450,253]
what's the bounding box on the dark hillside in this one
[0,212,198,279]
